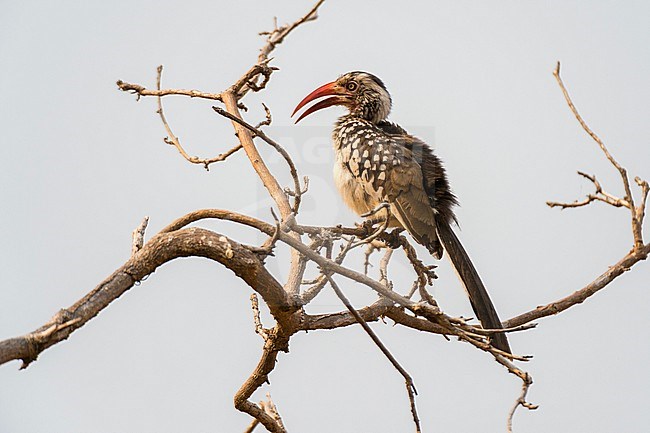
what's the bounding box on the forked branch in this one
[551,61,647,249]
[507,63,650,329]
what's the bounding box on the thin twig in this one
[507,373,538,433]
[232,0,326,99]
[363,243,377,275]
[116,79,223,101]
[234,330,288,433]
[257,0,325,63]
[504,242,650,328]
[154,66,243,169]
[553,61,642,248]
[547,171,630,209]
[213,106,303,212]
[301,275,329,305]
[326,275,421,433]
[255,103,273,129]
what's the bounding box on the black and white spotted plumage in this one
[333,114,447,258]
[294,71,510,353]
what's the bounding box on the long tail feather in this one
[435,221,511,353]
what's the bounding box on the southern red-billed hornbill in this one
[292,71,510,353]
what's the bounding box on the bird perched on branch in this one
[292,71,510,353]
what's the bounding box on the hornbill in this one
[292,71,511,353]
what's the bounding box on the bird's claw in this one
[355,219,376,237]
[377,228,403,249]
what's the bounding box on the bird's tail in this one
[435,221,511,354]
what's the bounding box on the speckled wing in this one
[367,136,444,258]
[335,119,443,257]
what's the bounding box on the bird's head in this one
[292,71,392,124]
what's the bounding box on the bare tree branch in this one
[507,373,538,433]
[507,62,650,329]
[504,243,649,328]
[547,171,630,209]
[152,65,244,169]
[116,79,224,101]
[326,275,421,433]
[5,5,650,432]
[234,325,290,433]
[0,227,292,368]
[213,106,303,213]
[553,61,646,249]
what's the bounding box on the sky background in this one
[1,1,649,432]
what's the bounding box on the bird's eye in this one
[346,82,358,91]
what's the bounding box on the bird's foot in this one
[360,201,391,218]
[355,219,377,238]
[380,228,405,249]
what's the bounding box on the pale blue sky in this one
[1,1,649,432]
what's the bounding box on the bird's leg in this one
[360,201,391,220]
[353,202,391,239]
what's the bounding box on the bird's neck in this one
[349,102,389,124]
[333,115,379,149]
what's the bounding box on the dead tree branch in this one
[115,80,224,101]
[507,373,538,433]
[506,62,650,329]
[504,239,649,328]
[0,227,290,369]
[3,5,649,433]
[551,61,647,249]
[326,275,421,433]
[213,106,303,212]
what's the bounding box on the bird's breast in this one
[332,120,394,217]
[333,152,376,216]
